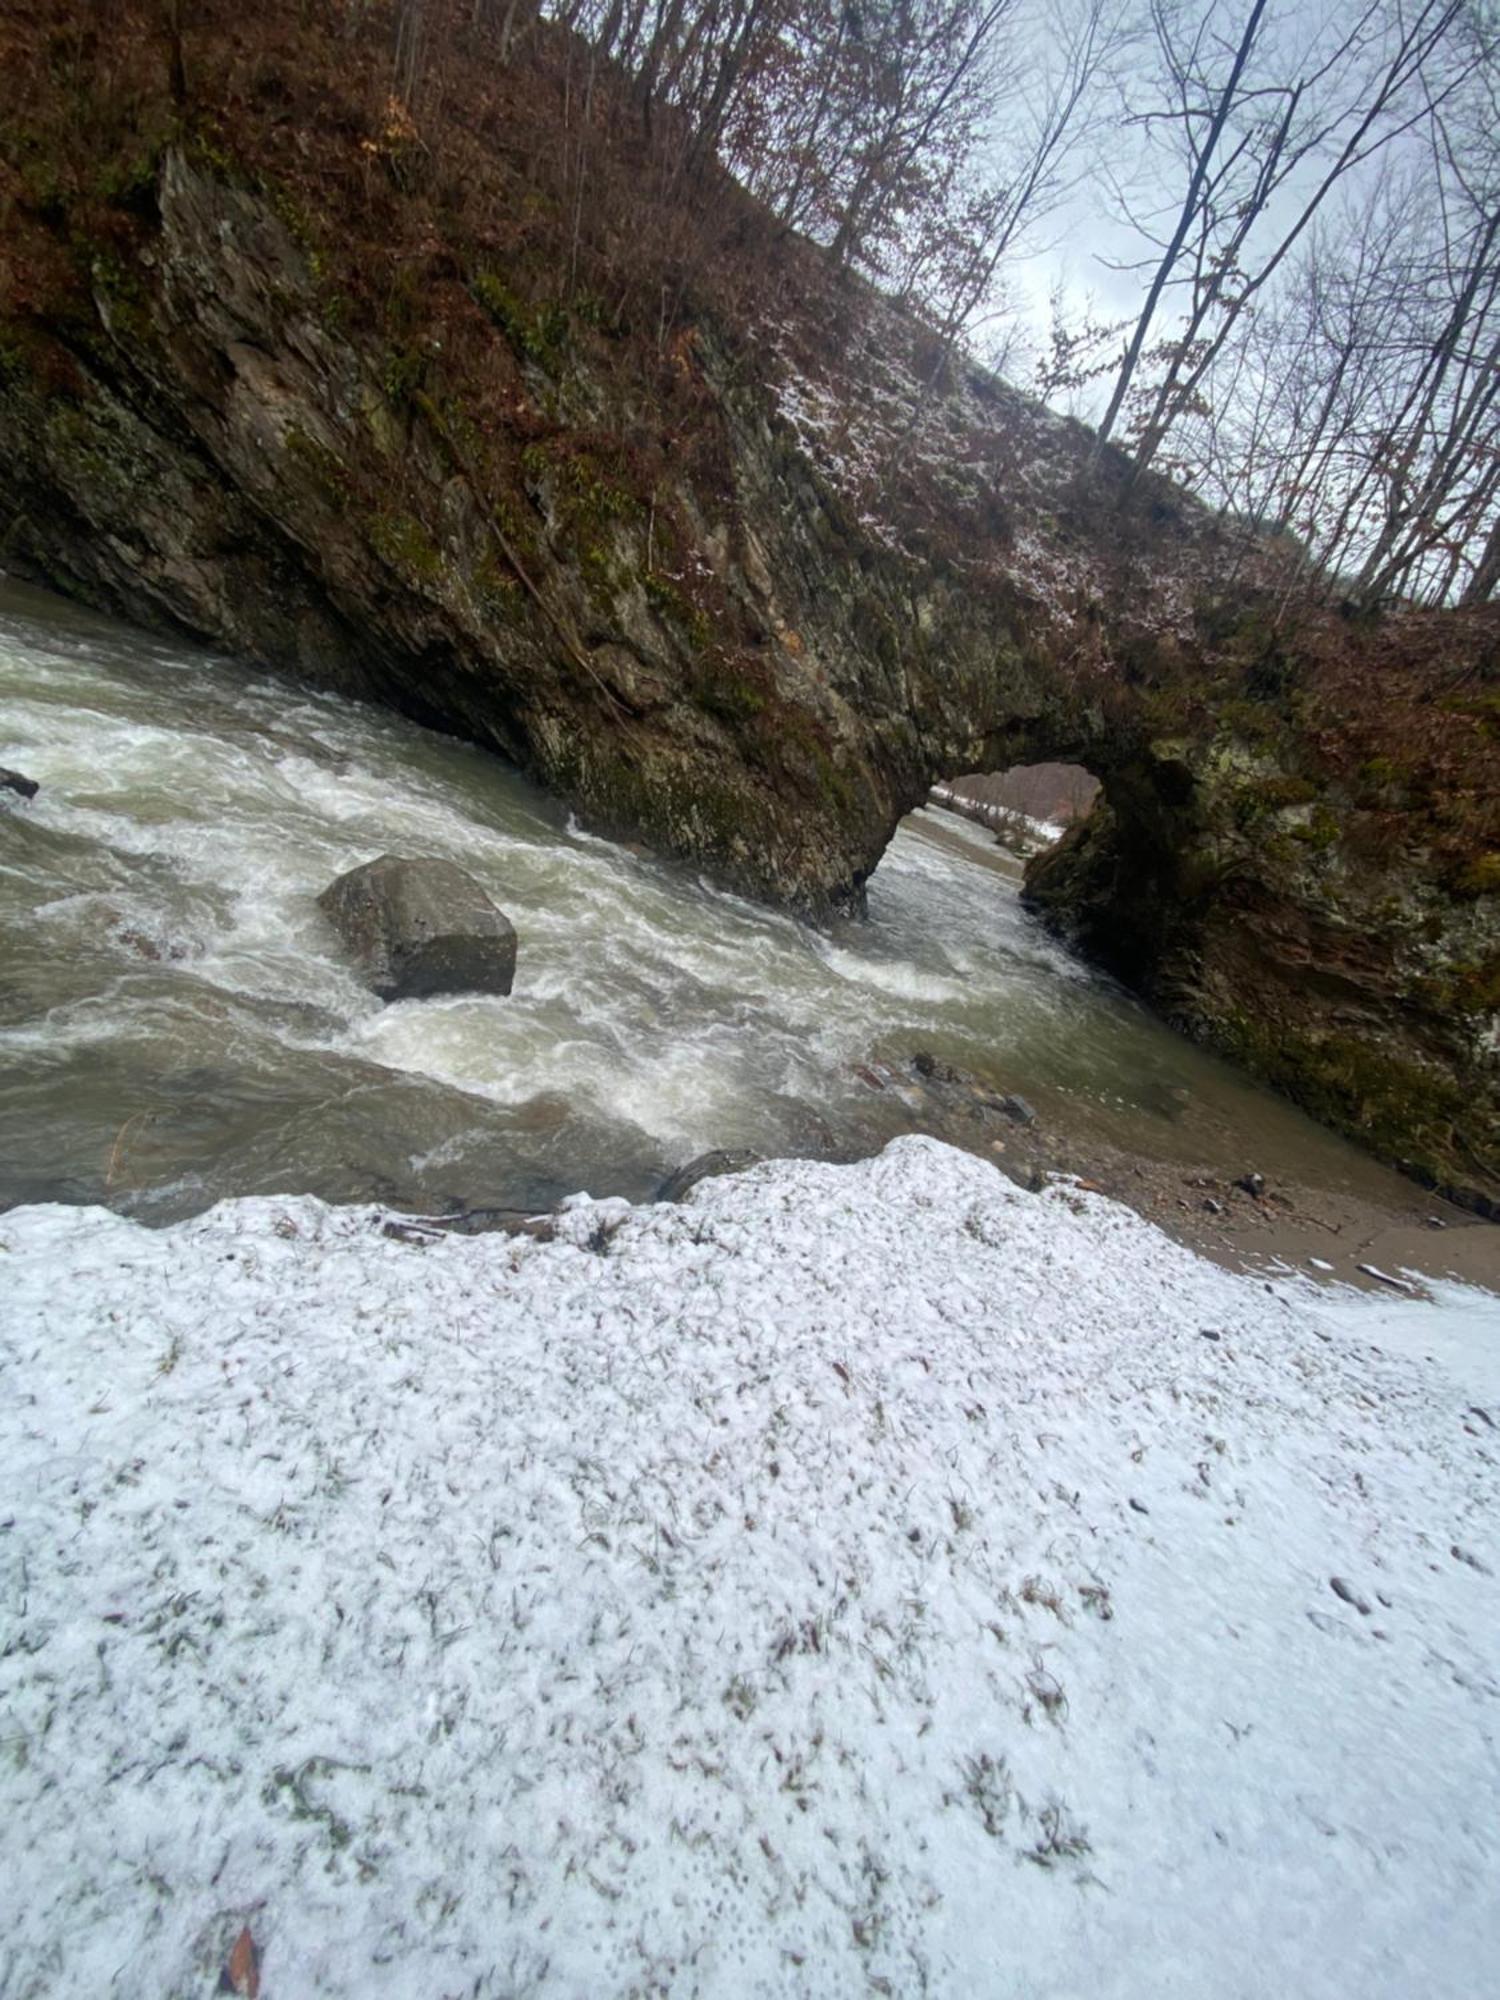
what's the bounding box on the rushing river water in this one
[1,578,1420,1224]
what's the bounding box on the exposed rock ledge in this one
[1,146,1496,1208]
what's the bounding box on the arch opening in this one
[925,763,1102,862]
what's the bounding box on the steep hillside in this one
[2,1,1497,1206]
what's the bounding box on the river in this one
[0,577,1478,1251]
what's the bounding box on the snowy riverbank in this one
[3,1138,1497,1997]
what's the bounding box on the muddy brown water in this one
[2,577,1496,1296]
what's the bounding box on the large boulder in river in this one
[1,766,39,801]
[318,855,516,1002]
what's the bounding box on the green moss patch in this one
[1449,851,1500,897]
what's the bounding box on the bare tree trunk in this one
[1461,510,1500,603]
[1094,0,1272,455]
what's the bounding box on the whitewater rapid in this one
[0,577,1408,1221]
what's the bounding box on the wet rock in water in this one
[911,1050,963,1085]
[116,926,191,963]
[1,766,39,801]
[1233,1171,1267,1199]
[899,1054,1043,1144]
[318,854,517,1002]
[658,1149,761,1203]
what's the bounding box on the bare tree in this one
[1355,58,1500,600]
[914,0,1120,353]
[1094,0,1472,491]
[723,0,1028,275]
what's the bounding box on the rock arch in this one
[1,147,1495,1209]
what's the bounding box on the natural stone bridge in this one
[3,150,1497,1209]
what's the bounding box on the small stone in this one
[1199,1328,1222,1342]
[910,1050,961,1084]
[1128,1498,1150,1514]
[1201,1197,1224,1215]
[1232,1172,1266,1198]
[1329,1576,1371,1614]
[1000,1094,1037,1126]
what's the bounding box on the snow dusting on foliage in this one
[762,298,1218,647]
[2,1138,1497,1997]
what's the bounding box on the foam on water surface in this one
[0,579,1442,1220]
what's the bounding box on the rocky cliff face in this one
[1,148,1102,914]
[1024,734,1500,1214]
[2,106,1497,1206]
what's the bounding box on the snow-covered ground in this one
[928,784,1065,848]
[2,1139,1497,1998]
